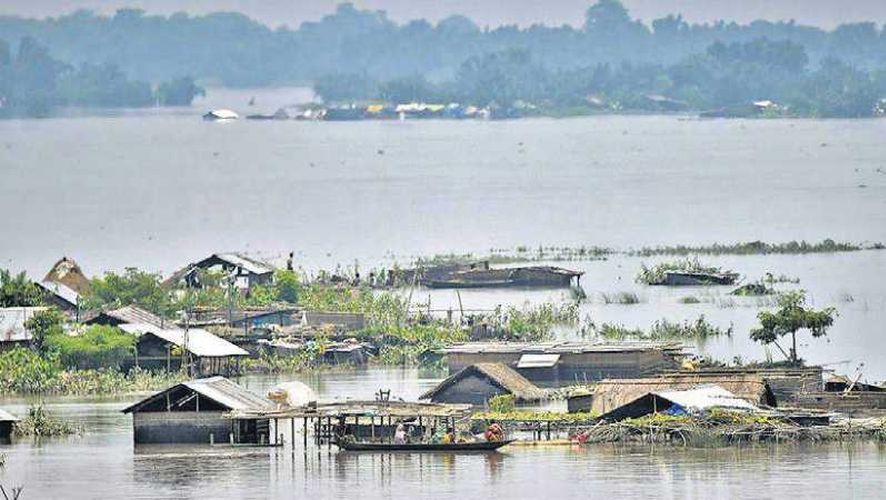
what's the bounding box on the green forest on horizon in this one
[2,1,886,117]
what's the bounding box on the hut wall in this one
[567,394,594,413]
[0,421,13,439]
[133,411,231,444]
[430,374,506,406]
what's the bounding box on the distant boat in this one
[203,109,239,121]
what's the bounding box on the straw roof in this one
[591,373,775,415]
[43,257,91,294]
[420,362,547,403]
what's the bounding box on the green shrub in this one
[488,394,516,413]
[13,404,77,437]
[0,348,61,393]
[274,269,301,303]
[45,325,135,370]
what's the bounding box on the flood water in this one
[1,89,886,497]
[1,369,884,499]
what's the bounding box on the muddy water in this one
[2,90,886,497]
[1,370,884,499]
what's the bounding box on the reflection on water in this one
[1,370,884,499]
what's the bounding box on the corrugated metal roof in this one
[444,340,684,355]
[119,323,248,357]
[0,307,47,343]
[517,353,560,368]
[0,409,19,421]
[37,280,80,306]
[653,385,760,413]
[122,376,274,413]
[104,305,165,327]
[182,377,273,411]
[213,253,275,275]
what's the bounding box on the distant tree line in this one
[316,39,886,118]
[0,37,204,117]
[1,1,886,116]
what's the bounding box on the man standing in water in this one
[286,252,294,271]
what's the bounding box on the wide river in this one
[1,88,885,497]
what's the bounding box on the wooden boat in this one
[337,440,513,452]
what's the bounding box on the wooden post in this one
[291,418,296,453]
[303,417,308,452]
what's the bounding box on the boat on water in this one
[336,440,513,452]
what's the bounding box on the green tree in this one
[750,291,836,365]
[0,269,43,307]
[23,308,66,353]
[45,324,135,370]
[156,76,206,106]
[84,267,171,316]
[274,269,301,303]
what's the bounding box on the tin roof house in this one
[164,253,276,290]
[122,377,275,444]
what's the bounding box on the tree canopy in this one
[750,291,837,365]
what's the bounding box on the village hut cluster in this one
[2,251,884,449]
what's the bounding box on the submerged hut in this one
[589,374,775,415]
[443,341,686,387]
[122,377,274,444]
[598,385,761,422]
[657,271,738,286]
[119,323,248,376]
[0,409,18,439]
[420,362,546,405]
[423,265,583,289]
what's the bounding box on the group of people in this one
[391,421,505,444]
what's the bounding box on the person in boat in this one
[441,427,456,444]
[394,423,408,444]
[485,421,505,442]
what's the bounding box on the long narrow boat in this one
[337,440,513,452]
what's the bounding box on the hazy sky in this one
[1,1,885,29]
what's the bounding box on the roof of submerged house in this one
[591,374,775,415]
[119,323,248,358]
[443,340,685,355]
[199,253,275,275]
[96,305,166,327]
[651,385,760,413]
[122,376,273,413]
[420,362,547,402]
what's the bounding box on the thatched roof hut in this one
[420,362,546,405]
[591,373,776,415]
[43,257,91,294]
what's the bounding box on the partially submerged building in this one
[420,362,546,405]
[588,374,776,415]
[656,271,738,286]
[598,385,761,422]
[119,323,249,376]
[0,307,47,351]
[0,409,18,439]
[122,377,274,444]
[442,341,685,388]
[165,253,276,290]
[422,265,583,289]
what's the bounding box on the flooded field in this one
[1,369,884,499]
